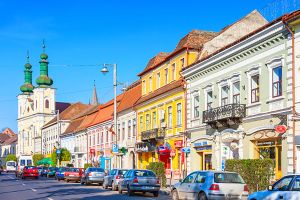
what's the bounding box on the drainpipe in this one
[183,77,188,178]
[282,16,296,173]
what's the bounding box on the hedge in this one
[84,163,92,169]
[225,159,274,193]
[146,162,167,187]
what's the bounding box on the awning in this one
[37,157,53,165]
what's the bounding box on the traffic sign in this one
[56,149,61,154]
[181,147,190,153]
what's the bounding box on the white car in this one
[248,175,300,200]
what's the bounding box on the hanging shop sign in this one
[181,147,190,153]
[275,125,287,134]
[89,148,95,154]
[158,145,170,155]
[174,140,183,148]
[135,142,156,153]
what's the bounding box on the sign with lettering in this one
[174,140,183,148]
[135,142,155,152]
[112,144,119,153]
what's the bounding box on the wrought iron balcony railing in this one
[141,128,165,141]
[202,104,246,128]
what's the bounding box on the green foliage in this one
[147,162,166,187]
[51,151,57,166]
[33,154,44,166]
[225,159,275,193]
[66,163,74,167]
[84,163,92,169]
[60,148,71,161]
[5,154,17,162]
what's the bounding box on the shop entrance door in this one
[255,140,282,179]
[198,152,212,170]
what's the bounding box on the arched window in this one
[45,99,49,109]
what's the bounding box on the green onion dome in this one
[20,83,34,93]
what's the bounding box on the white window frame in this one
[172,63,176,81]
[192,91,200,119]
[165,68,169,85]
[266,56,284,101]
[149,76,152,92]
[217,79,229,107]
[168,106,172,128]
[157,72,160,88]
[229,74,241,104]
[204,85,213,110]
[246,65,261,105]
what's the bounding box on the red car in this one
[64,168,84,183]
[22,166,39,179]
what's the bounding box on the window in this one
[146,114,150,130]
[195,172,206,183]
[101,132,103,144]
[133,118,136,137]
[142,80,146,94]
[45,99,49,109]
[156,72,160,88]
[168,106,172,128]
[97,132,100,144]
[152,111,157,128]
[117,124,120,141]
[183,172,197,183]
[122,122,125,141]
[272,66,282,97]
[164,68,168,84]
[177,103,182,126]
[251,75,259,103]
[207,91,213,110]
[139,116,143,132]
[180,58,185,68]
[221,86,229,106]
[194,95,200,118]
[89,136,91,146]
[273,176,293,191]
[106,130,109,143]
[128,120,131,139]
[172,63,176,81]
[292,177,300,191]
[232,82,240,104]
[149,76,152,92]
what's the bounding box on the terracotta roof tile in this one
[134,79,183,106]
[117,82,141,112]
[1,128,15,137]
[62,117,85,136]
[0,134,10,144]
[2,135,17,145]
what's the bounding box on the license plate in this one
[69,174,74,176]
[141,186,154,189]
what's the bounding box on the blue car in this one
[55,167,69,181]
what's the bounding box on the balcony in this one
[141,128,165,141]
[202,104,246,128]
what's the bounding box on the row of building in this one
[17,9,300,180]
[0,128,17,166]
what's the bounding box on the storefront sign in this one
[193,141,212,151]
[257,141,275,146]
[89,149,95,154]
[275,125,287,134]
[174,140,183,148]
[135,142,155,152]
[181,147,190,153]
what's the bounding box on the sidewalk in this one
[159,178,179,195]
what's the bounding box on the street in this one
[0,173,171,200]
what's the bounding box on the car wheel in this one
[198,192,207,200]
[153,191,159,197]
[127,186,134,196]
[172,189,179,200]
[112,181,116,191]
[118,186,122,194]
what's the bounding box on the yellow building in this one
[134,30,216,179]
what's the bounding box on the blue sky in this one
[0,0,291,132]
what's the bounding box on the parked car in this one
[47,167,58,178]
[118,169,160,197]
[103,169,128,190]
[6,161,17,173]
[21,166,39,179]
[64,168,84,183]
[248,175,300,200]
[171,171,248,200]
[40,167,49,177]
[55,167,69,181]
[0,166,3,174]
[15,155,33,178]
[81,167,105,185]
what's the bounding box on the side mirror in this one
[268,185,273,191]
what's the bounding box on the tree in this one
[5,154,17,162]
[60,148,71,161]
[33,154,44,166]
[51,151,57,166]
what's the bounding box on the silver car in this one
[103,169,128,191]
[80,167,105,185]
[118,169,161,197]
[171,171,249,200]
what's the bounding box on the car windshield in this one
[7,162,15,166]
[214,173,245,184]
[89,168,104,172]
[70,168,80,172]
[25,166,35,169]
[27,160,32,166]
[134,170,156,177]
[118,170,128,175]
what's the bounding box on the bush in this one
[225,159,275,193]
[33,154,44,166]
[84,163,92,169]
[51,150,57,166]
[5,154,17,162]
[147,162,166,187]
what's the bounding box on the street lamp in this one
[100,63,118,167]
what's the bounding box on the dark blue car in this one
[55,167,69,181]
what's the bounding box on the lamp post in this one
[101,64,117,168]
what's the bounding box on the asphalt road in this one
[0,173,171,200]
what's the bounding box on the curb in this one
[160,188,171,195]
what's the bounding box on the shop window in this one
[177,103,182,126]
[207,91,213,110]
[168,106,172,128]
[251,74,259,103]
[221,85,229,106]
[272,66,282,97]
[193,95,200,118]
[152,111,157,128]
